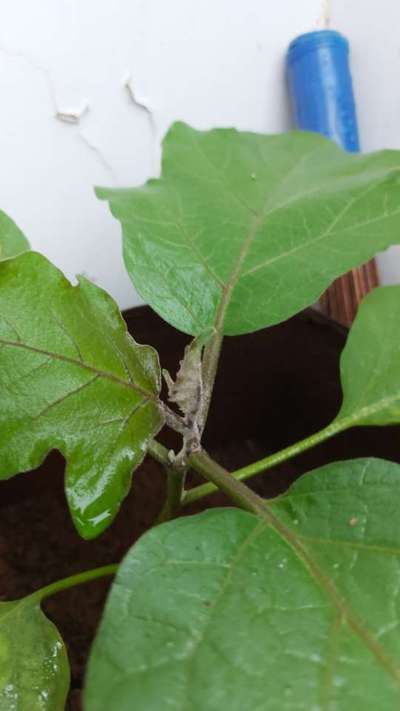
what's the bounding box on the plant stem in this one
[28,564,119,604]
[199,329,224,431]
[189,449,266,514]
[148,415,348,509]
[159,402,190,437]
[183,418,349,506]
[148,438,172,467]
[156,463,187,523]
[149,440,265,513]
[148,440,188,521]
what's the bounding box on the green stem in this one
[29,564,119,604]
[148,415,349,509]
[156,464,187,523]
[183,418,349,506]
[148,438,172,467]
[200,329,224,432]
[148,440,188,521]
[148,440,265,513]
[189,449,266,515]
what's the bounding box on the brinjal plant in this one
[2,123,400,710]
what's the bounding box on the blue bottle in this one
[287,30,360,152]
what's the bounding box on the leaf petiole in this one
[189,449,266,515]
[148,440,265,513]
[156,462,187,523]
[148,413,352,508]
[27,564,119,604]
[182,419,353,505]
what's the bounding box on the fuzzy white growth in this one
[163,340,203,425]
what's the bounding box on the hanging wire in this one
[318,0,331,28]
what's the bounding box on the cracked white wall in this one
[0,0,399,310]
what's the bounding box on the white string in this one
[317,0,331,28]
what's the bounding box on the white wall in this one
[332,0,400,286]
[0,0,399,310]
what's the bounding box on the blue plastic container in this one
[287,30,360,152]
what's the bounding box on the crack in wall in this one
[0,39,118,184]
[0,40,161,185]
[77,132,119,185]
[123,72,157,137]
[123,72,160,174]
[0,40,61,114]
[0,39,90,124]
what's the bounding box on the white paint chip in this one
[55,102,90,125]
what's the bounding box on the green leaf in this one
[0,251,163,539]
[0,210,30,260]
[336,285,400,427]
[98,122,400,336]
[0,597,69,710]
[85,458,400,710]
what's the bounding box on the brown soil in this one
[1,306,399,709]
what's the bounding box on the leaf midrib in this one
[337,389,400,425]
[297,535,400,557]
[208,163,388,334]
[258,503,400,685]
[178,521,266,711]
[241,201,400,280]
[0,338,157,402]
[119,508,400,700]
